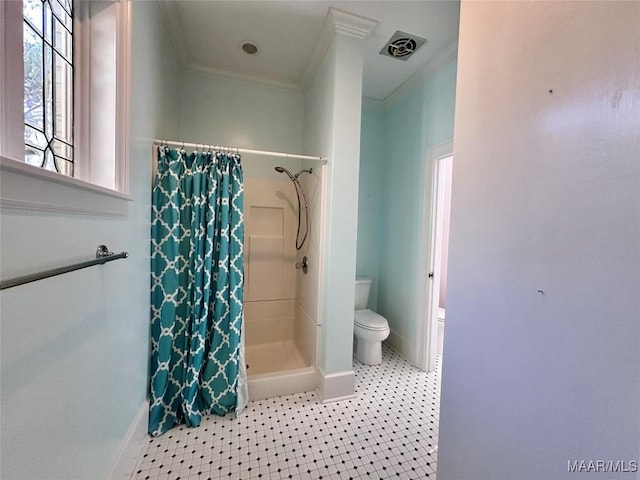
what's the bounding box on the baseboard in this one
[387,330,417,367]
[316,368,356,403]
[108,399,149,480]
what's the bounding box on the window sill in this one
[0,155,132,217]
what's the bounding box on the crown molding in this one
[329,7,379,40]
[382,41,458,109]
[184,62,302,94]
[300,7,378,90]
[361,97,385,109]
[157,0,189,69]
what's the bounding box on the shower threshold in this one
[245,340,316,401]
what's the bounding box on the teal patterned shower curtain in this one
[149,147,247,437]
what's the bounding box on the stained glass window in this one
[23,0,74,176]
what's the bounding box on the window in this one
[1,0,131,215]
[23,0,75,176]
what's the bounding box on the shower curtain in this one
[149,146,248,437]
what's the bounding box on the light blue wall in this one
[0,2,179,478]
[358,59,457,361]
[177,71,304,180]
[356,102,385,310]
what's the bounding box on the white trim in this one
[156,0,189,70]
[300,7,377,90]
[0,1,24,160]
[361,97,384,110]
[0,156,132,199]
[382,42,458,109]
[185,62,302,94]
[108,400,149,480]
[114,0,131,194]
[316,367,356,403]
[2,1,131,196]
[0,156,132,217]
[74,0,91,183]
[416,140,454,372]
[329,8,379,40]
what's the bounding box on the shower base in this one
[246,340,316,401]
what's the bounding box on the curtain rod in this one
[153,139,327,162]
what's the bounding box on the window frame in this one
[0,0,131,217]
[23,0,76,176]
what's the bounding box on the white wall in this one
[438,2,640,479]
[439,156,452,308]
[302,29,366,399]
[0,2,179,478]
[299,39,335,342]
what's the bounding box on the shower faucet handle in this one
[296,256,308,274]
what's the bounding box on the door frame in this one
[416,140,453,372]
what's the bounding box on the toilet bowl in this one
[354,277,390,365]
[354,309,390,365]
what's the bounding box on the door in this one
[421,151,453,372]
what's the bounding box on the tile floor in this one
[133,344,441,480]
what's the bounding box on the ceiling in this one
[163,1,460,101]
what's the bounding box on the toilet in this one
[354,277,390,365]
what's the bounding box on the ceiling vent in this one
[380,31,427,61]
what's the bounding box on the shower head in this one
[275,166,313,181]
[274,166,295,181]
[274,165,311,250]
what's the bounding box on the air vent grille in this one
[380,31,427,61]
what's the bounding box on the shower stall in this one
[243,159,324,400]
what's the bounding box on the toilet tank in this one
[354,277,372,310]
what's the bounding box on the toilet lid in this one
[354,310,388,331]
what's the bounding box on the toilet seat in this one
[354,309,388,331]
